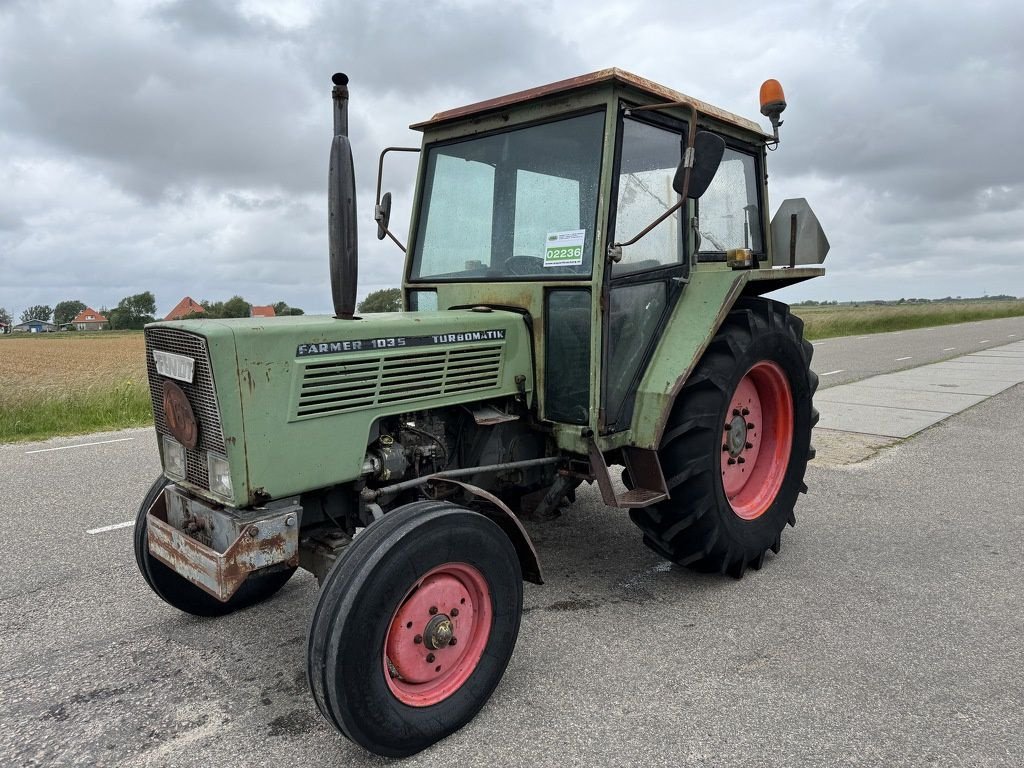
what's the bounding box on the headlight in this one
[207,452,233,499]
[162,435,186,480]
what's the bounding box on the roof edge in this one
[410,68,768,137]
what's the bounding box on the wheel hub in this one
[423,614,454,650]
[726,414,749,457]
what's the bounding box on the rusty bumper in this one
[146,486,300,602]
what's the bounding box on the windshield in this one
[410,111,605,281]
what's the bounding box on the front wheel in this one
[307,501,523,757]
[629,298,818,577]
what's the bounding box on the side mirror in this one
[673,131,726,199]
[375,192,392,241]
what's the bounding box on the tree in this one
[54,300,87,327]
[108,292,157,330]
[21,305,53,323]
[221,295,251,318]
[357,288,402,313]
[0,307,11,326]
[273,301,304,316]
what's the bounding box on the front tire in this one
[307,501,523,757]
[134,476,295,617]
[629,298,818,577]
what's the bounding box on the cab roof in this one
[410,68,768,137]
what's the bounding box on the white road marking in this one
[86,520,134,535]
[25,437,135,455]
[1010,334,1017,338]
[980,339,991,343]
[857,336,869,340]
[821,369,845,376]
[943,347,956,351]
[896,356,913,361]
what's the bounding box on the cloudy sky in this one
[1,0,1021,319]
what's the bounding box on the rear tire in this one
[133,476,295,617]
[629,298,818,577]
[307,501,522,757]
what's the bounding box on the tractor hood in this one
[145,309,534,507]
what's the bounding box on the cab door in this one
[601,113,689,433]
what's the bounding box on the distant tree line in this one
[795,295,1020,307]
[180,297,304,319]
[0,293,303,331]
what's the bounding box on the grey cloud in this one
[1,0,1022,318]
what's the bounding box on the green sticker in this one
[543,229,586,267]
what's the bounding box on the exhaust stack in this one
[328,72,358,320]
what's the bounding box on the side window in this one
[613,119,684,273]
[697,148,763,256]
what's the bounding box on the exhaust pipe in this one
[328,72,358,320]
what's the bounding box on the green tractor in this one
[135,69,828,756]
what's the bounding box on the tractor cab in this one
[379,69,825,452]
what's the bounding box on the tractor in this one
[135,69,828,757]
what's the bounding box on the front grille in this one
[294,344,504,419]
[145,328,225,491]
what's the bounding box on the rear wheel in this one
[133,476,295,617]
[307,501,522,757]
[629,298,818,577]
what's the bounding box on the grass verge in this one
[0,380,153,443]
[796,301,1024,340]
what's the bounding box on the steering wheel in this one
[503,254,545,277]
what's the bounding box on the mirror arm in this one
[374,146,421,253]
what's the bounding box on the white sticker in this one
[543,229,586,267]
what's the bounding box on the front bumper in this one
[146,485,301,602]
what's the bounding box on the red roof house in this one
[165,296,205,321]
[72,307,108,331]
[250,305,276,318]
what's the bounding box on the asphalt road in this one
[808,315,1024,388]
[2,323,1022,767]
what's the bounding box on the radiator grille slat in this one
[294,343,504,419]
[145,328,225,491]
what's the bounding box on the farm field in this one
[795,299,1024,339]
[0,332,151,442]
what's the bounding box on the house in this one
[72,307,108,331]
[13,319,57,333]
[250,305,276,318]
[165,296,205,321]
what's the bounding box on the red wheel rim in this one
[720,361,794,520]
[383,562,492,707]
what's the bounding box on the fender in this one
[428,478,543,585]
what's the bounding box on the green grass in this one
[795,300,1024,340]
[0,380,153,443]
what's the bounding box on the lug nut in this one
[741,408,750,416]
[450,608,459,617]
[426,653,435,663]
[727,458,737,465]
[429,606,438,615]
[747,423,755,430]
[449,637,457,646]
[745,442,753,449]
[737,457,746,464]
[724,423,732,431]
[722,444,729,452]
[732,408,740,416]
[414,635,422,644]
